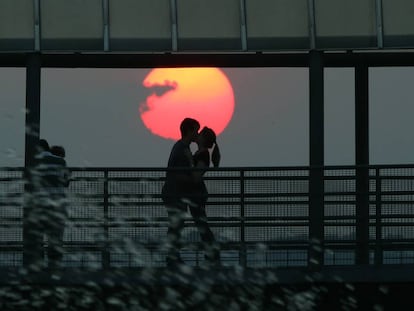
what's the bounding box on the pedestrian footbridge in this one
[1,165,414,270]
[2,165,414,308]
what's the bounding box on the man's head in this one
[36,139,50,153]
[180,118,200,142]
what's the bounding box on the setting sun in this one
[140,68,235,140]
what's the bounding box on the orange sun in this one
[140,68,235,140]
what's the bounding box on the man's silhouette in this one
[162,118,200,266]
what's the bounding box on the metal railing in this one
[1,165,414,269]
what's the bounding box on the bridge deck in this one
[1,265,414,286]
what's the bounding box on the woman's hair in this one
[199,127,220,167]
[211,144,220,168]
[51,145,66,158]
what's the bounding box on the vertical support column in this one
[103,0,110,51]
[170,0,178,52]
[23,53,42,268]
[307,0,316,50]
[355,62,370,265]
[308,50,324,269]
[33,0,41,51]
[375,0,384,49]
[239,0,248,51]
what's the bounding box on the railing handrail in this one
[3,163,414,170]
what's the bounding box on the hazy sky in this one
[0,66,413,168]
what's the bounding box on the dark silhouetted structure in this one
[27,139,70,269]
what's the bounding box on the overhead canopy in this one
[1,0,414,53]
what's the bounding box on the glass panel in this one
[40,0,103,50]
[383,0,414,47]
[0,0,34,51]
[40,68,308,167]
[315,0,377,49]
[109,0,171,51]
[176,0,241,50]
[324,69,355,165]
[370,68,414,165]
[246,0,309,50]
[0,68,25,167]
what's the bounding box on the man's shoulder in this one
[172,139,185,148]
[168,140,192,168]
[170,140,187,154]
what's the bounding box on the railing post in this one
[103,169,110,269]
[240,169,246,268]
[375,167,383,265]
[309,166,324,269]
[356,165,370,265]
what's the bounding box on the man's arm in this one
[60,159,71,187]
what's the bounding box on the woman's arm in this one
[193,150,210,181]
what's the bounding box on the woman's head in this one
[198,127,220,167]
[198,127,216,148]
[51,145,66,158]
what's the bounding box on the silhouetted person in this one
[190,126,221,265]
[162,118,200,266]
[50,144,70,188]
[51,145,66,158]
[27,139,70,269]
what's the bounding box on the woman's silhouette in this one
[190,126,221,265]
